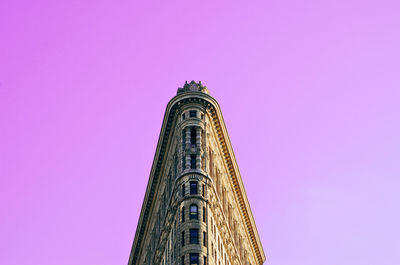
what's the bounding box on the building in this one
[128,81,266,265]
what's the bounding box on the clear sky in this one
[1,0,399,264]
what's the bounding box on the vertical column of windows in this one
[185,128,191,170]
[196,127,201,169]
[182,130,186,171]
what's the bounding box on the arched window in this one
[190,204,198,220]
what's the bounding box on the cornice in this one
[128,92,266,265]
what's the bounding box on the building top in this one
[177,80,209,95]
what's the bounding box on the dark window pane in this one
[190,128,196,145]
[190,111,197,118]
[190,253,199,265]
[190,181,198,195]
[182,231,185,246]
[182,184,185,197]
[190,229,199,244]
[182,207,185,223]
[190,155,196,169]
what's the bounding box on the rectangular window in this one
[181,256,185,265]
[204,256,207,265]
[190,127,197,145]
[190,155,196,169]
[190,204,198,220]
[203,207,206,222]
[202,184,205,197]
[182,231,185,246]
[190,229,199,244]
[182,184,185,197]
[190,181,198,195]
[190,110,197,118]
[182,207,185,223]
[182,113,186,120]
[203,231,206,246]
[190,253,199,265]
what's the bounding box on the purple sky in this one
[1,0,400,264]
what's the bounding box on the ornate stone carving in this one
[177,80,210,95]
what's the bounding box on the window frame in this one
[189,110,197,118]
[189,228,199,244]
[190,181,198,195]
[189,253,199,265]
[189,204,198,220]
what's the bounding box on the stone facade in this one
[128,81,265,265]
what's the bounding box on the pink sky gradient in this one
[1,0,400,264]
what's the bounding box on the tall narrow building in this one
[128,81,265,265]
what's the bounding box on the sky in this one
[1,0,400,264]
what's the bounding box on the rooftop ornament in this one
[177,80,209,95]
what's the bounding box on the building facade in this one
[128,81,265,265]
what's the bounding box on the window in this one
[182,231,185,246]
[189,110,197,118]
[203,207,206,222]
[203,231,206,246]
[190,128,196,145]
[190,253,199,265]
[202,184,205,197]
[190,229,199,244]
[201,113,204,120]
[182,113,186,120]
[190,155,196,169]
[181,256,185,265]
[204,256,207,265]
[181,207,185,223]
[182,184,185,196]
[190,204,198,220]
[190,181,198,195]
[182,156,186,171]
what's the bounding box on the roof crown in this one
[177,80,209,95]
